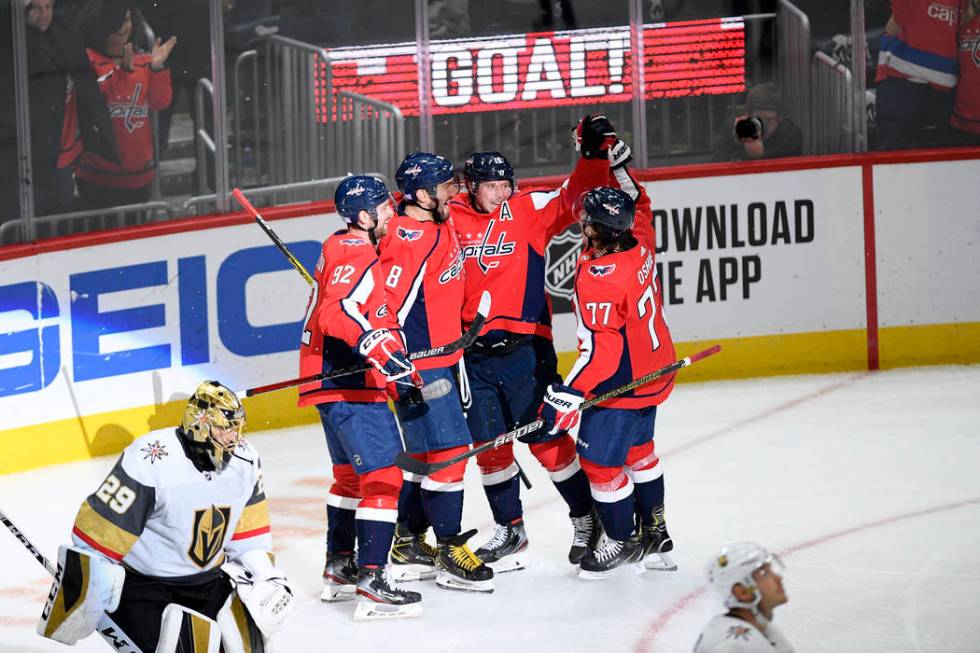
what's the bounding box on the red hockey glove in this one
[357,328,420,383]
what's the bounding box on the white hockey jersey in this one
[693,614,794,653]
[71,428,272,577]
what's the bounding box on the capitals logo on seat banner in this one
[397,227,423,241]
[545,229,582,300]
[589,263,616,277]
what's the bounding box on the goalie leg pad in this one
[37,545,125,645]
[156,603,221,653]
[217,594,267,653]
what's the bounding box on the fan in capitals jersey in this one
[556,163,678,577]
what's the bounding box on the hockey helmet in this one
[463,151,515,190]
[180,380,245,472]
[705,542,784,612]
[335,175,391,225]
[395,152,455,201]
[576,187,635,240]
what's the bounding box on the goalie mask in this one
[180,380,246,472]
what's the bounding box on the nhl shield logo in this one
[545,229,582,300]
[188,505,232,568]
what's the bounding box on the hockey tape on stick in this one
[395,344,722,477]
[232,188,315,286]
[244,291,492,397]
[392,377,453,402]
[0,508,143,652]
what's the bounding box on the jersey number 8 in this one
[96,474,136,514]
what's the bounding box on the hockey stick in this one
[395,344,722,477]
[232,187,314,286]
[0,508,143,653]
[244,291,492,397]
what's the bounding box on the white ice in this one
[3,366,979,653]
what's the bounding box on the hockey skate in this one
[435,529,494,593]
[641,507,677,572]
[389,523,438,582]
[353,565,423,621]
[474,517,529,573]
[321,551,358,602]
[568,507,603,565]
[577,533,645,580]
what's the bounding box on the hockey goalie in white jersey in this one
[37,380,294,653]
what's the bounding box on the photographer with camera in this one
[728,83,803,160]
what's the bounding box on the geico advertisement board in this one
[0,213,343,431]
[545,168,867,340]
[2,167,866,435]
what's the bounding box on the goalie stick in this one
[395,344,722,477]
[245,291,492,397]
[232,187,314,286]
[0,508,142,652]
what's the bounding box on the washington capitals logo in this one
[461,219,516,273]
[108,82,149,133]
[963,35,980,66]
[589,263,616,277]
[397,227,423,241]
[403,164,422,177]
[340,238,365,246]
[345,183,366,196]
[140,439,168,463]
[602,202,621,215]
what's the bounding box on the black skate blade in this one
[395,451,431,476]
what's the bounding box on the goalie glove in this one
[573,114,618,159]
[223,551,294,636]
[357,328,422,385]
[538,383,585,438]
[38,545,125,645]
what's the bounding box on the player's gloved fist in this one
[538,383,584,437]
[608,138,632,169]
[358,328,418,382]
[574,114,617,159]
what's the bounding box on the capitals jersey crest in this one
[397,226,424,242]
[588,263,617,277]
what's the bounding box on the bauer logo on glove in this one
[539,383,585,438]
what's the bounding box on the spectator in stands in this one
[950,0,980,145]
[0,0,117,223]
[873,0,960,150]
[729,83,803,160]
[533,0,577,30]
[76,0,175,210]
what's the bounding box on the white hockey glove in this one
[223,550,294,636]
[538,383,585,438]
[608,139,632,169]
[37,545,125,645]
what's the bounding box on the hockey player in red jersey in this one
[298,175,424,619]
[379,153,494,592]
[539,162,678,579]
[447,116,619,571]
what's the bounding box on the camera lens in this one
[735,117,763,140]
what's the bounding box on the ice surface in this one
[3,366,979,652]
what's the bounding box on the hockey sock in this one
[421,446,468,538]
[633,476,665,523]
[626,441,664,522]
[355,514,396,568]
[421,489,464,538]
[529,437,592,518]
[357,466,401,567]
[477,444,523,524]
[581,458,636,541]
[397,477,429,534]
[326,504,357,553]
